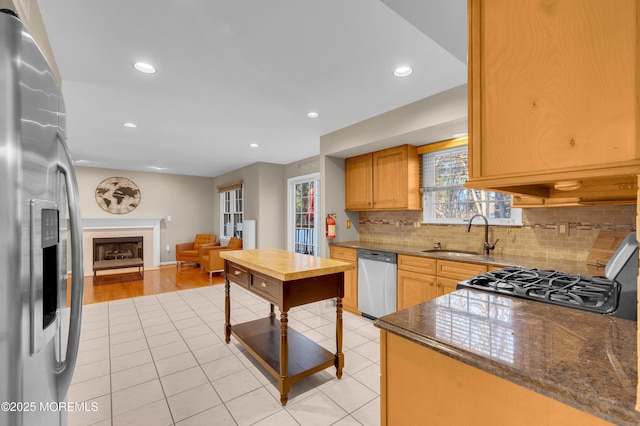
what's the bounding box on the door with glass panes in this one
[288,174,319,256]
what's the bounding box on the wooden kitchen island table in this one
[220,248,353,405]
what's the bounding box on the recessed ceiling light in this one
[393,66,413,77]
[123,122,138,128]
[306,112,319,119]
[249,143,260,148]
[133,62,157,74]
[452,132,468,139]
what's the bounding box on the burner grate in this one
[460,267,619,315]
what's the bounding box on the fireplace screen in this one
[93,236,144,284]
[93,236,143,261]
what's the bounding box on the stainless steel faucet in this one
[466,214,499,255]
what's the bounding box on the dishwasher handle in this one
[357,249,397,264]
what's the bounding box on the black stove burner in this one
[459,266,619,315]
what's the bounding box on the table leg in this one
[279,310,290,405]
[335,297,344,379]
[269,303,275,319]
[224,277,231,344]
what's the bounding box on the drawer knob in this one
[234,270,241,276]
[260,282,268,288]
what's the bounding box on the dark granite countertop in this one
[331,240,605,276]
[375,289,639,425]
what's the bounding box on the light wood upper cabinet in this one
[466,0,640,204]
[345,145,421,211]
[344,153,373,210]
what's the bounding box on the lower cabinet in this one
[334,250,498,314]
[436,260,488,296]
[397,270,437,310]
[380,331,611,426]
[397,255,437,310]
[329,246,360,314]
[398,255,490,308]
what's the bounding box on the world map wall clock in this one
[95,176,141,214]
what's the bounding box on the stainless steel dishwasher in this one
[357,249,397,319]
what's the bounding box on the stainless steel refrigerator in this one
[0,9,84,426]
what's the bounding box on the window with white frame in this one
[219,182,244,239]
[422,144,522,225]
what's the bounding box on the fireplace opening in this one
[93,236,144,284]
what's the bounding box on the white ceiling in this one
[37,0,467,178]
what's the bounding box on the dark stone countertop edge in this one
[375,310,638,426]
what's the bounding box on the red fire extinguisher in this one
[326,214,336,239]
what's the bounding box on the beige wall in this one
[320,85,467,158]
[212,162,285,249]
[75,167,215,263]
[68,157,320,266]
[319,85,467,257]
[211,157,321,251]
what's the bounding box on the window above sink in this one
[419,138,522,226]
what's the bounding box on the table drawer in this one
[250,272,282,304]
[227,263,250,288]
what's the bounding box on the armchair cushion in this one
[193,233,216,250]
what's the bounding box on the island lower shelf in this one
[231,317,335,380]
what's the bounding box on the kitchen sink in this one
[421,249,482,257]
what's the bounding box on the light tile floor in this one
[68,284,380,426]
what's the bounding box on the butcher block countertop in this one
[375,289,639,425]
[220,248,353,281]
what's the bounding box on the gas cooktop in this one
[457,266,620,315]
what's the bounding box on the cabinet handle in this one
[233,270,241,276]
[260,282,268,288]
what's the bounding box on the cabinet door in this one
[345,153,373,210]
[381,331,613,426]
[330,246,360,314]
[342,262,359,314]
[373,146,409,209]
[437,276,460,297]
[470,0,637,178]
[398,269,437,310]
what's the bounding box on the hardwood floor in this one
[69,264,225,305]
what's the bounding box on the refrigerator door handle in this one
[55,137,84,396]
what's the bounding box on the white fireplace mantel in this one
[82,218,162,266]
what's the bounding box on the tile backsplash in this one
[357,205,636,261]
